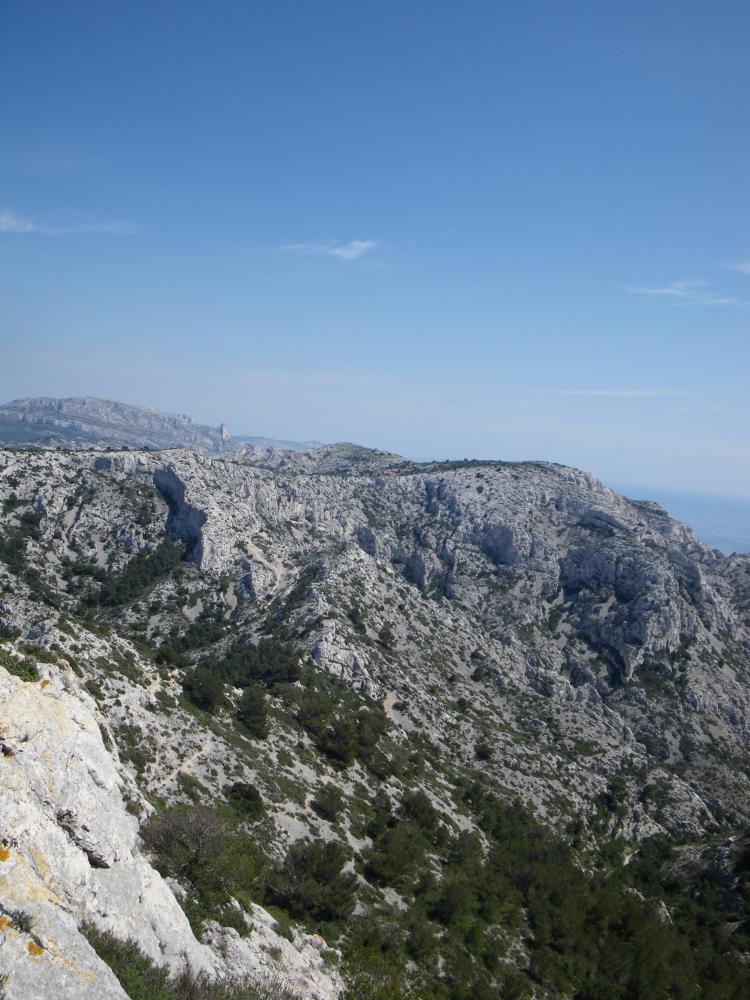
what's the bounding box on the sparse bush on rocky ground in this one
[82,924,298,999]
[236,683,269,738]
[263,839,357,929]
[311,783,344,822]
[0,905,35,934]
[141,806,232,877]
[0,646,39,681]
[141,805,262,934]
[170,967,299,1000]
[183,664,224,713]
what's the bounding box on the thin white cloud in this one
[539,389,698,398]
[624,279,705,298]
[624,279,741,306]
[727,259,750,276]
[280,239,377,261]
[0,208,137,236]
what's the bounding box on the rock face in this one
[1,443,747,827]
[0,654,342,1000]
[0,663,212,999]
[0,441,749,996]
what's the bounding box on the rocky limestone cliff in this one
[0,647,341,1000]
[0,442,749,996]
[0,444,748,828]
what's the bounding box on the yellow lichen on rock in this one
[28,939,45,956]
[0,846,10,861]
[40,679,50,689]
[1,847,62,905]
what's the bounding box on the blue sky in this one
[2,1,749,495]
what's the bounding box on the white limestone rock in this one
[0,661,217,999]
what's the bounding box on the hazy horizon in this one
[2,3,749,496]
[4,389,750,514]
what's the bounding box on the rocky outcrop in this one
[0,660,215,999]
[1,440,750,947]
[1,436,750,996]
[0,654,342,1000]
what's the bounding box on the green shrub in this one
[365,822,424,889]
[0,527,28,575]
[236,683,269,739]
[400,790,439,836]
[183,665,224,713]
[163,609,230,658]
[216,638,301,689]
[83,539,185,608]
[19,641,56,663]
[347,604,366,635]
[0,648,39,682]
[265,839,356,927]
[226,781,265,821]
[377,622,395,649]
[80,922,172,1000]
[177,771,209,801]
[315,717,358,768]
[292,677,387,769]
[311,784,345,823]
[82,923,296,999]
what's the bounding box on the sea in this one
[613,484,750,556]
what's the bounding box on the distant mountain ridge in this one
[0,396,321,454]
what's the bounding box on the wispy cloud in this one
[539,389,698,398]
[0,208,137,236]
[624,279,740,306]
[727,259,750,276]
[624,279,704,298]
[280,239,377,261]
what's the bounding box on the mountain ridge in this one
[0,396,322,455]
[1,440,749,998]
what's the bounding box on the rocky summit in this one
[1,441,749,999]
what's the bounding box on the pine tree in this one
[236,683,269,739]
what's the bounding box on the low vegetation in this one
[0,647,39,681]
[81,539,185,608]
[82,924,297,1000]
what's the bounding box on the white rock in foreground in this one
[0,658,341,1000]
[0,660,213,998]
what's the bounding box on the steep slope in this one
[0,658,208,999]
[85,445,750,829]
[1,444,749,998]
[0,642,341,1000]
